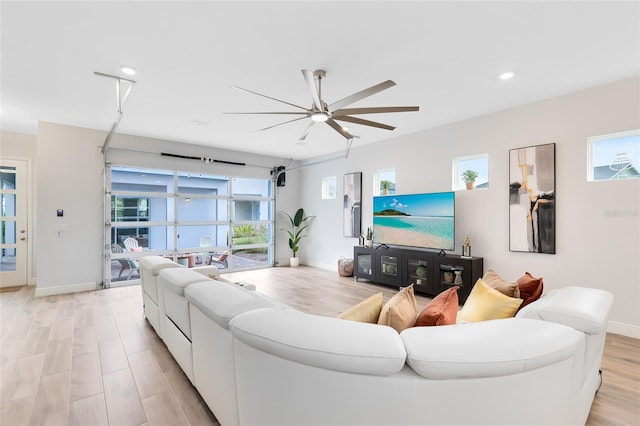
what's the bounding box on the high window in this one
[453,154,489,191]
[374,168,396,196]
[588,130,640,181]
[322,176,337,199]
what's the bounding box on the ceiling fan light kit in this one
[226,69,419,142]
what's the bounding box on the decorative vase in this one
[290,257,299,267]
[366,239,373,248]
[443,271,454,283]
[454,270,463,285]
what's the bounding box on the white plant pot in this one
[290,257,300,267]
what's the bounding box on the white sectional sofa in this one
[140,256,613,426]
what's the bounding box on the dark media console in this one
[353,245,483,304]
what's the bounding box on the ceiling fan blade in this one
[329,80,396,111]
[224,112,307,115]
[232,86,308,111]
[301,70,323,111]
[332,106,419,115]
[299,121,315,141]
[257,116,308,131]
[325,118,354,140]
[332,115,395,131]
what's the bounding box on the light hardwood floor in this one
[1,266,638,425]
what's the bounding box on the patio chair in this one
[209,250,229,269]
[196,235,215,264]
[111,243,139,280]
[123,237,140,252]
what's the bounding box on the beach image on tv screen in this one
[373,192,454,250]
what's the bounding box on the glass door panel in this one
[0,161,27,286]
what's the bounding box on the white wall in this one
[29,122,298,295]
[36,122,105,295]
[299,77,640,337]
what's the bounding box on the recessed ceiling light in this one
[499,71,515,80]
[121,66,136,76]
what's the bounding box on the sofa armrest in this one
[401,318,582,379]
[230,308,407,376]
[517,286,613,335]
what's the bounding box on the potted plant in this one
[461,169,479,190]
[281,208,314,267]
[380,180,393,195]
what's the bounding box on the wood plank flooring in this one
[0,266,638,425]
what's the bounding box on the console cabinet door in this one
[353,247,375,281]
[374,248,403,287]
[402,250,435,295]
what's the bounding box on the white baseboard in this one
[607,320,640,339]
[35,281,99,297]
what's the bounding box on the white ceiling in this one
[2,1,639,160]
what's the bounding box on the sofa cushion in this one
[190,265,220,278]
[415,286,459,326]
[377,285,417,332]
[139,256,182,276]
[517,272,544,308]
[458,279,523,322]
[483,269,520,298]
[185,281,281,330]
[230,308,407,376]
[401,317,582,379]
[160,267,213,297]
[338,292,383,323]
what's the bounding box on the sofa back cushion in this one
[185,281,282,330]
[230,308,407,376]
[401,318,582,379]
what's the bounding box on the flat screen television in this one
[373,191,455,250]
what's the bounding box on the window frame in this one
[587,129,640,182]
[452,153,489,191]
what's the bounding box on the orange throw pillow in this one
[415,286,459,326]
[517,272,544,308]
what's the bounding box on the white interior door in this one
[0,159,28,287]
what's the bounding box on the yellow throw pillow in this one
[483,269,520,298]
[458,279,523,322]
[377,285,417,332]
[338,292,384,323]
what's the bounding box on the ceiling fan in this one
[227,69,419,141]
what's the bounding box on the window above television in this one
[374,168,396,196]
[453,154,489,191]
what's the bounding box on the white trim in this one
[35,281,98,297]
[607,320,640,339]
